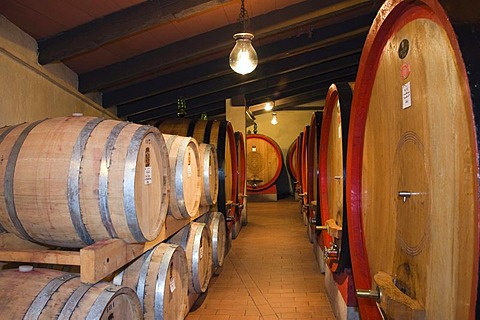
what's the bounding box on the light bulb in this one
[229,33,258,75]
[264,101,273,111]
[271,113,278,125]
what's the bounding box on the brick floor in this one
[186,198,336,320]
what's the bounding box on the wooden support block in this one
[80,239,143,283]
[374,271,425,320]
[326,219,342,239]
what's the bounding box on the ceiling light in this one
[229,0,257,75]
[271,112,278,125]
[264,100,274,111]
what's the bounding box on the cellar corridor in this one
[186,198,335,320]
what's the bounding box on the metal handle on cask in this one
[397,191,422,203]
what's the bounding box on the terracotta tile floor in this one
[186,198,336,320]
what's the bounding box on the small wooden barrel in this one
[113,243,189,320]
[168,222,213,293]
[0,117,170,248]
[157,119,238,216]
[198,120,238,216]
[300,126,310,222]
[347,1,478,319]
[246,134,282,191]
[318,82,354,273]
[306,112,323,243]
[198,143,219,207]
[163,134,201,219]
[197,211,227,268]
[0,267,142,319]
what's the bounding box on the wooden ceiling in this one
[0,0,474,123]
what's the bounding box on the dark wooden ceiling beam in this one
[116,35,364,117]
[102,12,374,107]
[37,0,229,65]
[126,56,359,123]
[273,90,327,111]
[79,0,376,93]
[245,72,356,107]
[137,101,227,125]
[119,51,360,120]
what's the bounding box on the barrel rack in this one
[0,213,204,285]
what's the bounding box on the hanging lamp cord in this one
[237,0,250,32]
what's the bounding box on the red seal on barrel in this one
[400,62,410,80]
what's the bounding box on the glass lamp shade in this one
[229,33,258,75]
[271,113,278,125]
[264,101,273,111]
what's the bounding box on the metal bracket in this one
[356,288,380,301]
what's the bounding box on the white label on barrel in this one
[402,82,412,109]
[145,166,152,184]
[187,164,192,177]
[170,276,176,293]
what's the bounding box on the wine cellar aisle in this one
[187,198,335,320]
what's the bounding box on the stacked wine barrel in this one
[157,119,238,217]
[0,115,232,319]
[298,0,479,319]
[0,117,170,247]
[0,267,143,319]
[157,119,239,254]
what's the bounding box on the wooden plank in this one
[0,248,81,265]
[38,0,229,64]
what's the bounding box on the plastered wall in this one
[247,110,314,156]
[0,15,117,127]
